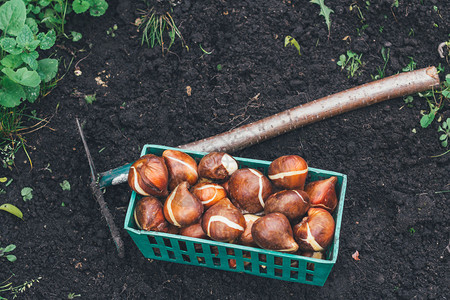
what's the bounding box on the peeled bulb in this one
[163,182,204,228]
[305,176,338,213]
[191,182,227,209]
[202,198,246,243]
[264,189,310,223]
[128,154,169,197]
[251,213,299,253]
[238,214,260,247]
[293,208,335,252]
[162,149,198,190]
[228,168,273,213]
[198,152,238,181]
[268,155,308,190]
[134,196,169,232]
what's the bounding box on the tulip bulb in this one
[238,214,260,247]
[251,213,299,252]
[293,208,335,252]
[305,176,338,213]
[202,198,246,243]
[268,155,308,190]
[228,168,273,214]
[179,222,209,240]
[264,190,310,223]
[198,152,238,181]
[134,196,169,232]
[191,182,227,209]
[162,150,198,190]
[128,154,169,197]
[163,182,204,228]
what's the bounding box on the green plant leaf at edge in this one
[0,76,25,107]
[0,203,23,220]
[72,0,90,14]
[0,0,27,36]
[310,0,334,32]
[420,113,435,128]
[2,67,41,87]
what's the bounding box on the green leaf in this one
[37,29,56,50]
[0,77,25,107]
[440,134,447,141]
[1,54,23,69]
[37,58,58,82]
[6,254,16,262]
[16,24,34,48]
[0,204,23,220]
[25,17,38,34]
[71,31,82,42]
[2,67,41,87]
[0,37,22,55]
[21,187,33,201]
[39,0,51,7]
[310,0,334,34]
[445,74,450,85]
[442,140,448,147]
[23,85,40,102]
[442,89,450,99]
[21,51,39,70]
[60,180,71,191]
[4,244,16,252]
[72,0,90,14]
[420,113,435,128]
[89,0,108,16]
[0,0,26,36]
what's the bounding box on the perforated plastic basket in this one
[124,145,347,286]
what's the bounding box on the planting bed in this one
[1,0,449,299]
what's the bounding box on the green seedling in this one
[403,95,414,108]
[409,227,415,234]
[60,180,71,191]
[378,26,384,33]
[68,293,81,299]
[402,57,417,72]
[0,244,17,262]
[84,94,96,104]
[199,44,212,55]
[392,0,399,8]
[356,24,369,36]
[310,0,334,38]
[438,118,450,148]
[107,24,118,37]
[21,187,33,201]
[350,3,365,22]
[0,203,23,220]
[0,276,42,298]
[284,36,301,55]
[372,47,390,80]
[437,63,445,74]
[337,51,363,78]
[216,64,223,71]
[138,7,186,55]
[408,28,415,37]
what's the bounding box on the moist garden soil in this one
[1,0,449,299]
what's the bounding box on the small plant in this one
[392,0,399,8]
[138,7,186,54]
[310,0,334,39]
[402,57,417,72]
[106,24,118,37]
[84,94,96,104]
[438,39,450,59]
[284,36,301,55]
[216,64,223,71]
[21,187,33,201]
[337,51,363,78]
[409,227,415,234]
[378,26,384,33]
[0,244,16,262]
[350,3,365,22]
[0,276,42,298]
[438,118,450,148]
[403,95,414,108]
[68,292,81,299]
[372,47,390,80]
[60,180,71,191]
[0,203,23,220]
[356,24,369,36]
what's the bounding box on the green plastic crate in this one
[124,144,347,286]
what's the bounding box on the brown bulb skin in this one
[305,176,338,213]
[268,155,308,190]
[162,150,199,191]
[228,168,273,214]
[128,154,169,197]
[179,222,209,240]
[238,214,260,247]
[264,190,310,223]
[163,182,204,228]
[202,198,246,243]
[198,152,238,181]
[251,213,299,253]
[191,182,228,209]
[134,196,169,232]
[293,208,335,252]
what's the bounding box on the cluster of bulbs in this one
[129,150,338,260]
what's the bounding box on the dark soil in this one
[1,0,449,299]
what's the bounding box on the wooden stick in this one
[98,67,439,188]
[179,67,440,153]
